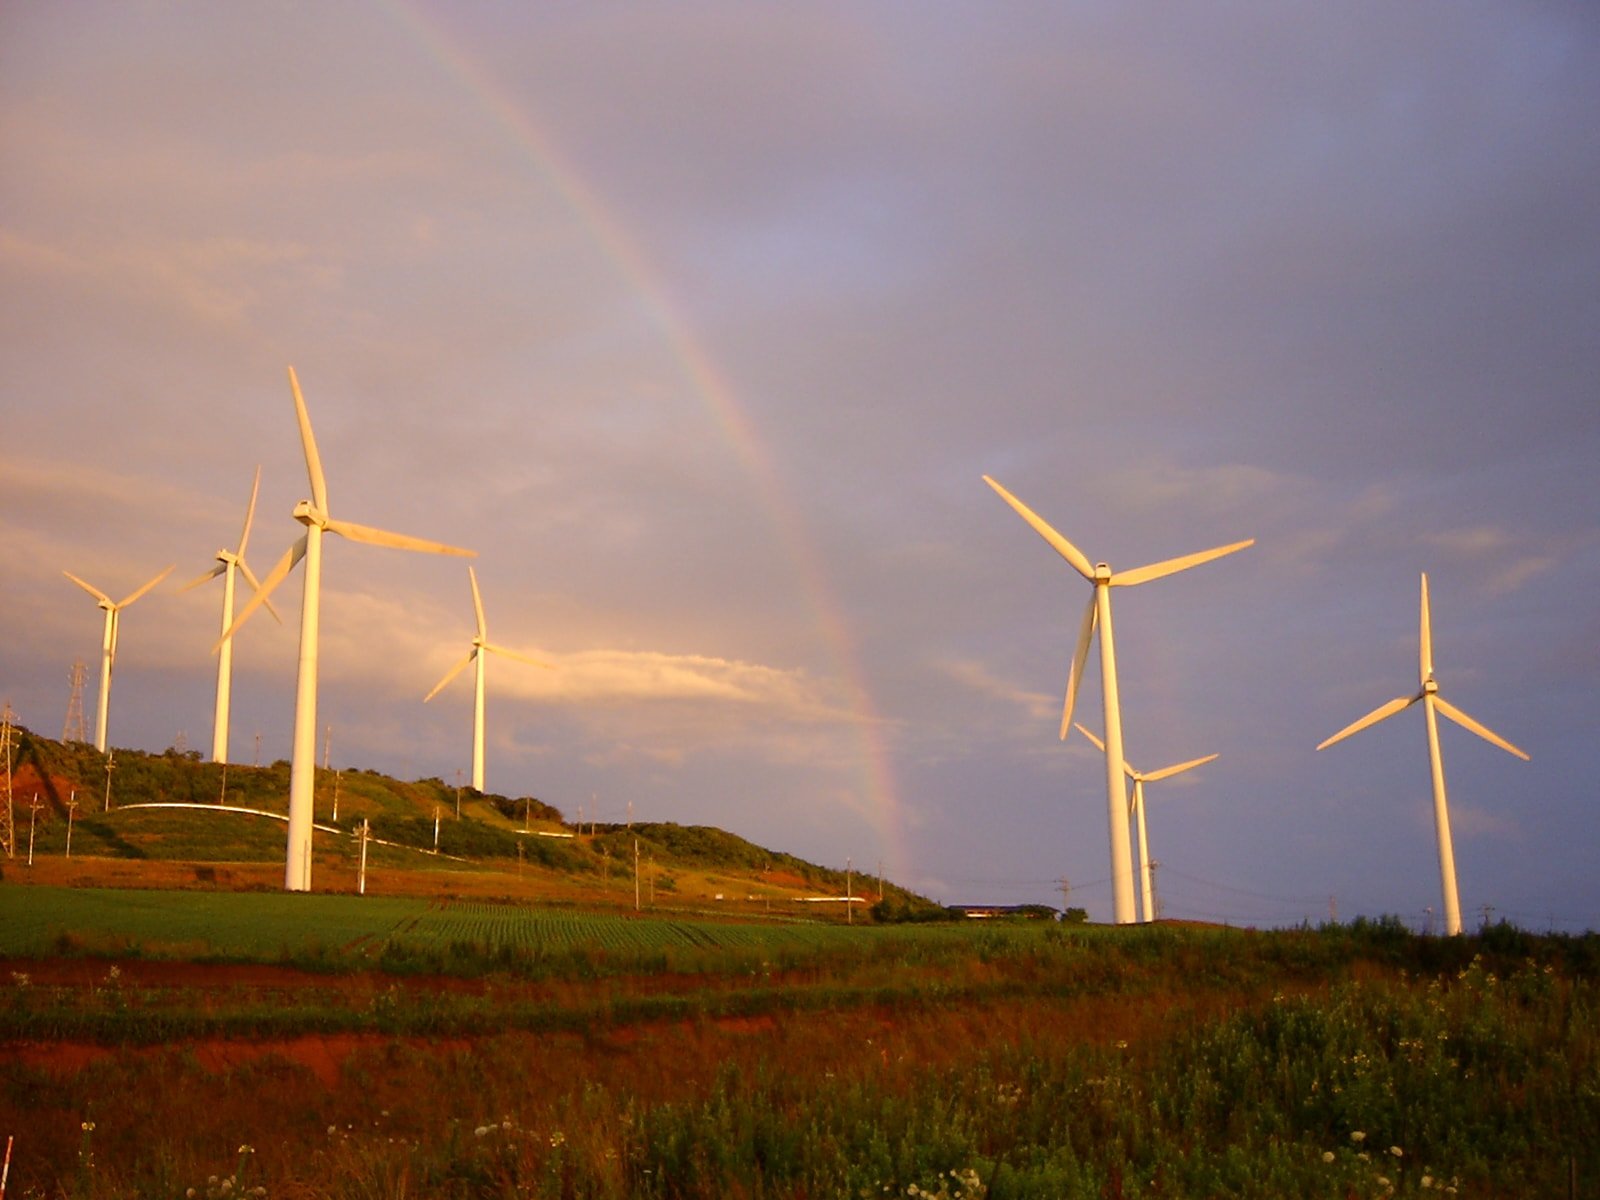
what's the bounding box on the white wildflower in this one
[1390,1145,1404,1158]
[1350,1130,1366,1144]
[1321,1151,1335,1163]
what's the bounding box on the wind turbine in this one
[63,564,174,754]
[982,474,1252,924]
[1317,573,1528,936]
[180,466,279,764]
[423,565,549,794]
[222,366,475,892]
[1075,723,1216,923]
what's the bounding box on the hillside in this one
[1,725,940,917]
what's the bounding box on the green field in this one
[3,889,1599,1198]
[0,884,976,968]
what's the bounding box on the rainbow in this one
[384,3,909,880]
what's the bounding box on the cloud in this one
[1446,804,1518,841]
[1422,526,1558,596]
[938,658,1056,725]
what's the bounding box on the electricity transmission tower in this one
[1,703,17,859]
[62,661,87,743]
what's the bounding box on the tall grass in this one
[2,926,1595,1197]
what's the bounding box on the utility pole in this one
[27,794,42,866]
[627,799,633,829]
[634,838,641,912]
[1329,894,1338,924]
[357,819,370,895]
[1058,878,1072,913]
[1148,860,1162,922]
[219,760,229,806]
[523,797,531,833]
[1480,903,1495,931]
[847,857,854,925]
[454,768,462,818]
[103,752,115,812]
[65,792,78,858]
[1424,906,1435,937]
[323,725,332,771]
[253,731,262,768]
[432,806,441,854]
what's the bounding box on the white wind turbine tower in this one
[983,474,1252,924]
[1317,573,1528,936]
[423,565,549,794]
[63,565,174,754]
[222,367,475,892]
[1075,723,1216,924]
[181,466,279,763]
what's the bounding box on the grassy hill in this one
[1,725,941,918]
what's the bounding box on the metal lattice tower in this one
[62,660,88,744]
[1,702,17,859]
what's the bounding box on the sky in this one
[2,2,1596,930]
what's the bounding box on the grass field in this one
[2,733,1594,1197]
[0,884,922,968]
[2,884,1597,1198]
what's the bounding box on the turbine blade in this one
[181,564,227,591]
[237,465,262,559]
[1434,696,1530,761]
[469,566,487,639]
[217,536,305,649]
[1074,720,1141,779]
[1316,693,1419,751]
[423,650,477,702]
[63,571,112,605]
[1060,595,1097,739]
[324,517,475,557]
[1142,752,1219,783]
[237,559,284,624]
[288,366,328,513]
[483,643,553,669]
[1419,572,1434,683]
[982,475,1095,580]
[117,564,175,608]
[1112,539,1254,588]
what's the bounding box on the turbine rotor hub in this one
[292,500,326,528]
[1094,563,1112,581]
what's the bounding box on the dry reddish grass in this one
[0,981,1220,1198]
